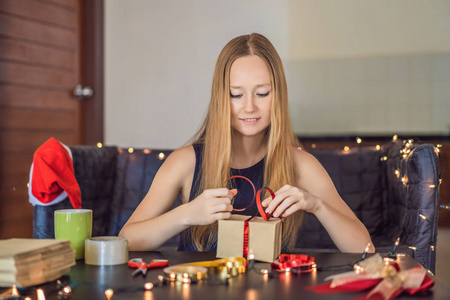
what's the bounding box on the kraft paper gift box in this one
[216,215,282,263]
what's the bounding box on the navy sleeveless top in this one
[178,143,265,252]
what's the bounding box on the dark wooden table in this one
[8,251,450,299]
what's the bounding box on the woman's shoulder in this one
[292,146,318,165]
[291,146,326,177]
[162,145,196,175]
[168,145,196,163]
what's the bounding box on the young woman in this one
[119,33,374,253]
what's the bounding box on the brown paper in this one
[217,215,282,263]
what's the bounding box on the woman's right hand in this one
[184,188,236,226]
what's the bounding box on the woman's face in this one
[229,55,272,138]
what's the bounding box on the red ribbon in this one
[256,187,275,220]
[305,265,435,299]
[271,254,316,272]
[242,216,254,259]
[225,175,256,212]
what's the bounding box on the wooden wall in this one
[0,0,82,238]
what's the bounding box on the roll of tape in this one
[85,236,129,266]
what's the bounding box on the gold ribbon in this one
[174,257,247,280]
[163,265,208,283]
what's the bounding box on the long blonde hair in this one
[188,33,303,251]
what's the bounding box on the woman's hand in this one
[184,188,236,226]
[261,185,321,218]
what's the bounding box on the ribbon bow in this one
[305,254,434,300]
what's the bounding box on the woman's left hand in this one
[261,184,321,218]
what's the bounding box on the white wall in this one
[105,0,450,148]
[105,0,289,148]
[285,0,450,136]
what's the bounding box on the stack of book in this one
[0,239,75,287]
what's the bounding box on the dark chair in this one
[32,140,440,272]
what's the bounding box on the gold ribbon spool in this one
[163,266,208,283]
[178,257,247,278]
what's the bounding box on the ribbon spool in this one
[163,266,208,283]
[271,254,316,273]
[85,236,129,266]
[179,257,247,278]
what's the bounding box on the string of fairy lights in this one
[0,143,167,194]
[1,137,447,266]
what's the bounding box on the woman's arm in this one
[119,146,234,250]
[262,148,375,253]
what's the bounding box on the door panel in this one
[0,0,85,238]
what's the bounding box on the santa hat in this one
[29,137,81,208]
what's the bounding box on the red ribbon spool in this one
[271,254,316,272]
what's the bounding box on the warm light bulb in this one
[143,149,151,154]
[395,170,400,177]
[393,134,398,141]
[429,184,436,188]
[144,282,153,290]
[344,146,350,151]
[419,214,430,222]
[356,137,362,144]
[27,182,30,188]
[285,268,291,273]
[394,237,400,246]
[37,289,46,300]
[380,156,388,161]
[97,142,103,148]
[12,285,19,296]
[105,289,114,300]
[431,245,435,251]
[375,145,381,150]
[409,246,417,251]
[159,152,165,160]
[364,243,371,253]
[260,269,269,274]
[128,147,134,154]
[63,286,71,294]
[401,177,407,185]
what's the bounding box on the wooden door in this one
[0,0,103,238]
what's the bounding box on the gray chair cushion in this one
[32,140,440,272]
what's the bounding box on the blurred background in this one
[0,0,449,279]
[105,0,450,148]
